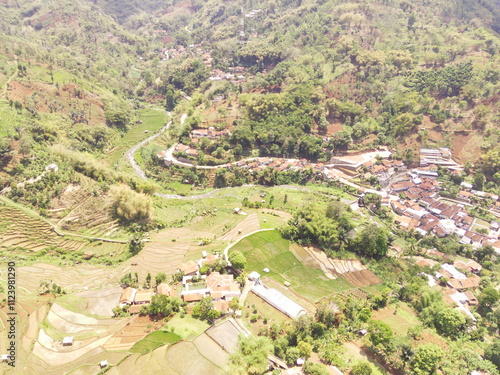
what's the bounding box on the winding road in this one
[122,113,401,203]
[125,119,172,181]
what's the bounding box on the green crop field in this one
[130,330,181,354]
[230,230,354,303]
[166,315,210,340]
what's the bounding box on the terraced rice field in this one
[302,246,382,287]
[0,206,85,253]
[16,263,123,295]
[342,269,383,288]
[230,230,355,303]
[104,315,163,351]
[8,301,131,374]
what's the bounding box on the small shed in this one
[296,358,305,366]
[234,207,241,214]
[1,355,9,362]
[202,251,208,258]
[284,281,291,287]
[263,268,270,273]
[62,337,74,346]
[359,329,367,336]
[100,360,108,369]
[248,271,260,281]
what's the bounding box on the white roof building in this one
[62,337,74,346]
[439,219,456,235]
[461,182,473,190]
[251,284,306,319]
[441,263,467,280]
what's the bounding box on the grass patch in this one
[129,330,181,354]
[165,181,193,196]
[166,315,210,340]
[475,218,490,227]
[372,303,420,335]
[230,230,354,303]
[258,213,287,229]
[56,294,88,315]
[360,283,388,295]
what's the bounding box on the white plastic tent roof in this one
[251,284,306,319]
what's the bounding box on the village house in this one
[119,287,137,306]
[178,261,199,276]
[206,272,241,300]
[454,260,482,274]
[134,289,154,305]
[157,283,178,297]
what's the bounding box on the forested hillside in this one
[1,0,500,219]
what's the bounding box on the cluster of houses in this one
[177,252,241,312]
[191,127,232,140]
[458,181,500,208]
[388,167,500,252]
[357,158,406,185]
[417,254,482,321]
[209,66,250,84]
[230,157,329,175]
[419,148,460,168]
[161,44,210,63]
[119,252,241,314]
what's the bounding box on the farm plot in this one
[46,303,122,337]
[75,286,123,317]
[372,303,421,336]
[230,230,354,303]
[193,333,230,368]
[219,213,260,243]
[0,99,23,137]
[129,330,181,354]
[243,292,290,334]
[303,246,382,287]
[166,341,222,375]
[342,270,383,288]
[16,262,123,295]
[166,315,210,340]
[54,189,128,240]
[0,206,85,253]
[129,211,261,281]
[104,315,164,351]
[205,319,243,354]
